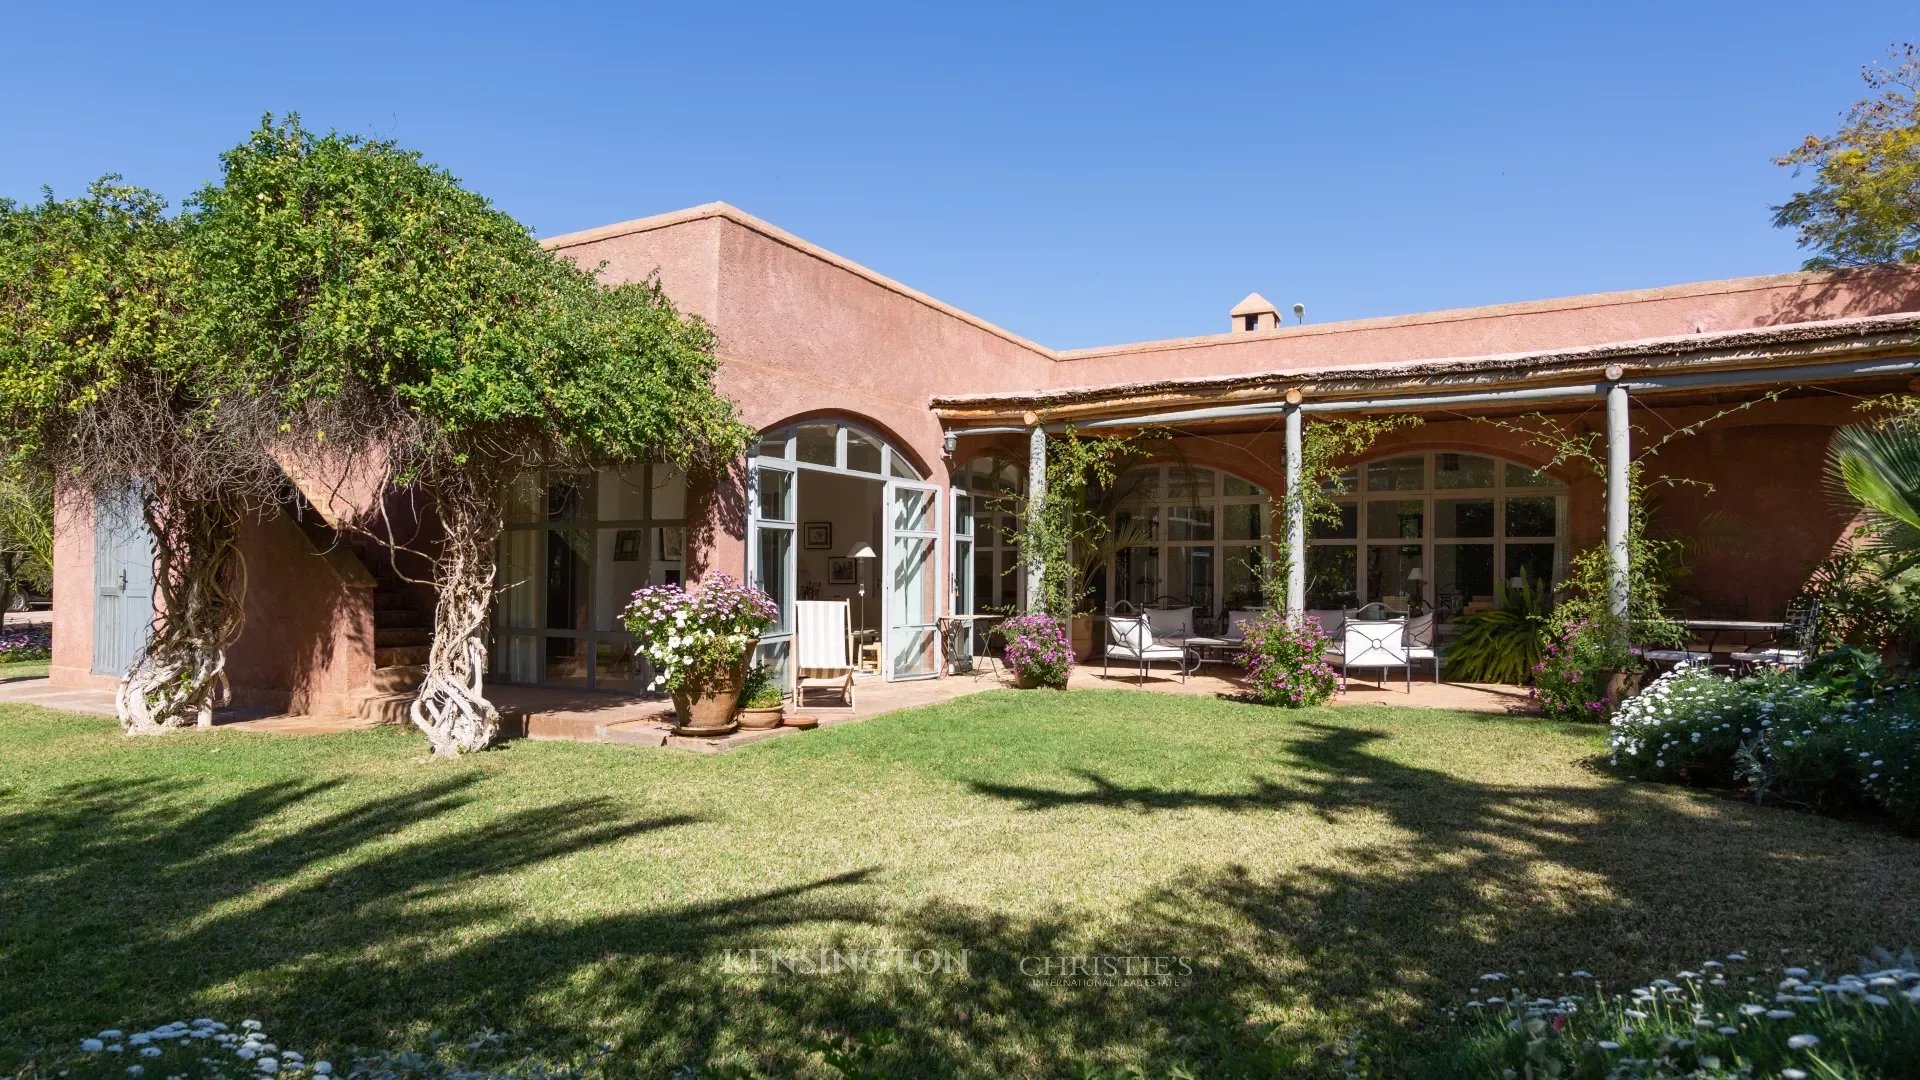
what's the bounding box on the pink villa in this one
[47,203,1920,717]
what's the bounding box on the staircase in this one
[352,544,434,725]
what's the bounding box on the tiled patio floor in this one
[0,665,1534,749]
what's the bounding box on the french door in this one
[884,479,942,681]
[747,457,799,691]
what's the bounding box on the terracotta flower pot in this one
[737,705,784,730]
[669,639,755,737]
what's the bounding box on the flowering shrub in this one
[1533,615,1642,721]
[1608,665,1814,788]
[45,1017,331,1079]
[36,1022,597,1079]
[621,574,777,693]
[0,621,51,662]
[1608,663,1920,830]
[1240,611,1340,708]
[1375,950,1920,1080]
[1000,613,1073,688]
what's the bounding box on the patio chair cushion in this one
[1343,619,1409,668]
[1306,609,1346,637]
[1406,613,1435,648]
[1145,606,1194,639]
[1731,647,1807,665]
[1220,609,1261,642]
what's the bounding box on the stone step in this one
[375,606,430,628]
[375,644,431,668]
[374,626,432,648]
[370,664,425,693]
[353,691,416,726]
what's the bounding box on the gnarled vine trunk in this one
[409,481,502,757]
[116,497,248,734]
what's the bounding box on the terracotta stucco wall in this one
[48,487,111,690]
[1046,270,1920,389]
[549,209,1055,582]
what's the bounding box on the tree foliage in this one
[1773,44,1920,268]
[0,180,285,731]
[0,465,53,613]
[190,116,752,756]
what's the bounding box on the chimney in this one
[1230,292,1280,333]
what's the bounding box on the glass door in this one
[884,479,942,681]
[748,457,799,692]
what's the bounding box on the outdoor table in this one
[937,613,1001,675]
[1683,619,1786,656]
[1163,634,1237,673]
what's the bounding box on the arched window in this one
[1307,451,1567,616]
[1105,464,1269,615]
[756,419,922,479]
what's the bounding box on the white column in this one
[1284,404,1305,615]
[1605,379,1631,631]
[1025,424,1047,613]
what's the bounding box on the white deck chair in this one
[1343,618,1411,691]
[1103,614,1189,685]
[794,600,856,711]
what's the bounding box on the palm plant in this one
[1828,420,1920,571]
[1444,571,1551,684]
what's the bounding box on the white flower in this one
[312,1063,332,1076]
[1784,1071,1808,1080]
[1597,1040,1620,1050]
[127,1067,144,1077]
[257,1058,280,1074]
[81,1039,105,1052]
[1787,1033,1820,1049]
[1766,1008,1796,1019]
[237,1048,258,1060]
[138,1046,162,1059]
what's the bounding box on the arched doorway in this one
[1307,450,1568,615]
[750,419,941,689]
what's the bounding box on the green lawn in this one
[0,658,50,681]
[2,691,1916,1077]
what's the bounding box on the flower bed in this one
[1240,611,1340,708]
[0,621,51,663]
[37,1021,593,1079]
[1374,949,1920,1079]
[999,614,1073,688]
[621,573,777,693]
[1608,661,1920,830]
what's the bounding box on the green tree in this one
[191,118,751,757]
[1774,44,1920,268]
[0,181,285,732]
[0,466,53,614]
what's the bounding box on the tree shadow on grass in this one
[4,720,1918,1078]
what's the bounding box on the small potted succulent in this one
[736,665,786,729]
[623,573,778,736]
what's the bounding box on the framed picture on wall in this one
[828,557,857,585]
[803,521,833,550]
[657,527,685,561]
[612,530,642,562]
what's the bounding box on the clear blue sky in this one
[2,1,1910,348]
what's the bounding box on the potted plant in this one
[623,573,778,736]
[736,664,786,730]
[1000,613,1074,689]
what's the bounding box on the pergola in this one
[933,312,1920,626]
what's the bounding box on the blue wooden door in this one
[91,487,154,676]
